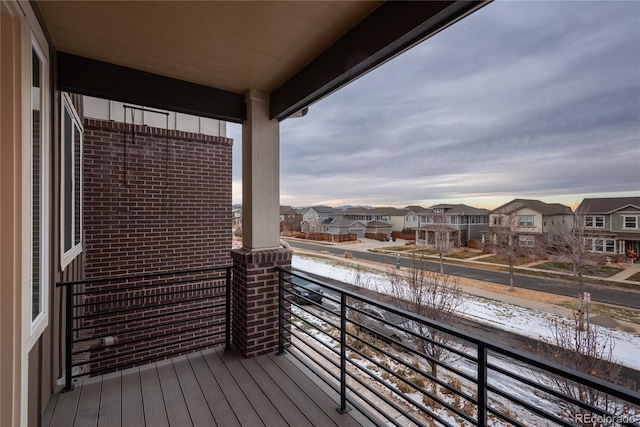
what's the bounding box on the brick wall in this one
[83,119,233,275]
[231,248,292,357]
[81,119,233,372]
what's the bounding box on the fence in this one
[277,268,640,426]
[56,266,232,391]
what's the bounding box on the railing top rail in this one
[277,266,640,404]
[56,265,233,288]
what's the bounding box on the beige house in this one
[483,199,574,248]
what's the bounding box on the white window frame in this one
[585,215,605,228]
[22,28,50,351]
[605,240,615,253]
[518,235,535,247]
[585,238,616,253]
[60,93,83,269]
[517,215,534,228]
[623,215,639,230]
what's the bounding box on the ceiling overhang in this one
[35,1,490,122]
[56,52,246,123]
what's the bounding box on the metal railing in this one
[57,266,232,391]
[277,267,640,426]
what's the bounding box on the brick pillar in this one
[231,247,292,357]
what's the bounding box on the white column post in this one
[242,90,280,250]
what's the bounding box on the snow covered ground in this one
[291,254,640,371]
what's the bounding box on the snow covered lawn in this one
[292,254,640,370]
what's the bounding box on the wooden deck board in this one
[74,376,102,427]
[215,348,288,426]
[97,371,122,427]
[265,352,371,427]
[121,368,145,426]
[172,355,216,427]
[44,347,371,427]
[139,363,170,427]
[240,356,326,426]
[156,359,192,427]
[49,379,82,427]
[202,349,266,426]
[186,352,241,427]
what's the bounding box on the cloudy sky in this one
[229,1,640,210]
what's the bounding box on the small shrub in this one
[397,381,415,394]
[462,400,476,417]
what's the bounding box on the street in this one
[288,240,640,309]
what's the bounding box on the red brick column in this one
[231,248,292,357]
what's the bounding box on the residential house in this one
[482,199,573,249]
[232,206,243,225]
[301,205,343,232]
[280,205,302,233]
[366,220,393,240]
[321,218,367,238]
[417,204,490,247]
[403,205,429,231]
[343,206,409,231]
[576,197,640,261]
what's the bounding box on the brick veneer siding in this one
[83,119,233,274]
[231,248,292,357]
[81,119,233,372]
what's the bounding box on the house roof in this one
[324,218,366,228]
[366,221,393,228]
[34,1,489,122]
[306,206,340,215]
[576,197,640,214]
[343,207,408,216]
[404,205,429,213]
[428,204,490,215]
[279,205,296,215]
[491,199,572,215]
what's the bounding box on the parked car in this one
[355,305,404,344]
[292,276,323,304]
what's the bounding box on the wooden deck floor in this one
[43,347,375,427]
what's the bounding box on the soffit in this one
[36,1,382,94]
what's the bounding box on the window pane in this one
[625,217,637,228]
[74,126,81,246]
[64,109,73,252]
[595,239,604,252]
[32,50,40,88]
[32,50,41,319]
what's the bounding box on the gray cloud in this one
[231,1,640,209]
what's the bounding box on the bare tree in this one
[485,211,537,290]
[386,253,464,377]
[536,319,627,426]
[346,266,373,328]
[432,214,454,274]
[547,210,604,330]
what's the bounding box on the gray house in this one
[577,197,640,260]
[301,206,343,232]
[417,204,490,247]
[321,218,366,238]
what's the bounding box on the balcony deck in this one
[43,346,374,427]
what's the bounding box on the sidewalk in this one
[611,263,640,280]
[287,238,640,335]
